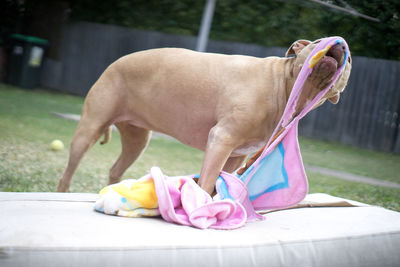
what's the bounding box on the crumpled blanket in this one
[95,167,263,230]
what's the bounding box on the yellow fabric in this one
[309,45,331,68]
[107,179,158,209]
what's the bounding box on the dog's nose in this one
[327,44,346,66]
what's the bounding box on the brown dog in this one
[57,38,351,194]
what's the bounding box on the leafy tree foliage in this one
[68,0,399,60]
[2,0,399,60]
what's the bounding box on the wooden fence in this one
[40,22,400,153]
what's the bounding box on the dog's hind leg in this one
[108,122,152,185]
[57,117,109,192]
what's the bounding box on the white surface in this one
[0,192,399,267]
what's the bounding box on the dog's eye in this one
[347,56,352,63]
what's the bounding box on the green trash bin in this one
[7,34,49,89]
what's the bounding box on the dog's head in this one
[286,38,352,111]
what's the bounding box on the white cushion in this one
[0,192,399,267]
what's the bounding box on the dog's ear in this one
[285,40,311,57]
[328,94,340,104]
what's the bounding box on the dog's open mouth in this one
[310,43,347,80]
[318,43,346,71]
[326,43,346,67]
[304,41,349,102]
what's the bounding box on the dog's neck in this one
[282,56,318,119]
[283,57,297,105]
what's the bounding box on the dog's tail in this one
[100,126,112,145]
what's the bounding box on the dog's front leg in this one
[198,126,237,195]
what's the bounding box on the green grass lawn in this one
[300,137,400,183]
[1,84,399,211]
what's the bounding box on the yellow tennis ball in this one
[51,139,64,151]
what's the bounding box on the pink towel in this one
[152,167,261,229]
